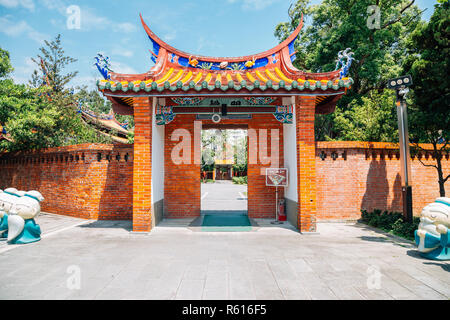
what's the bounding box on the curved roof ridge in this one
[139,13,304,63]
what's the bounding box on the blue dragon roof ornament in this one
[335,48,356,79]
[94,53,113,80]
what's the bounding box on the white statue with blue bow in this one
[0,188,44,244]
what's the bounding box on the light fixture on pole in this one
[387,75,413,222]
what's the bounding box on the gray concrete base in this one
[152,198,164,227]
[285,197,298,229]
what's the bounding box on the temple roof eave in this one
[98,77,353,96]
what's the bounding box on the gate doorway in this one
[200,127,250,229]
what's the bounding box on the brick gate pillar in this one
[295,96,317,232]
[132,97,152,232]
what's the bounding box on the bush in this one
[360,209,419,241]
[232,176,247,185]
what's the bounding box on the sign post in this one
[266,168,288,224]
[387,75,413,222]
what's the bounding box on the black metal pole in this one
[396,91,413,222]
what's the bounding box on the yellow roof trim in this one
[155,67,174,84]
[193,72,203,84]
[180,71,193,85]
[204,73,212,84]
[265,69,281,83]
[275,67,293,83]
[236,73,244,83]
[255,70,268,83]
[168,69,184,84]
[169,70,184,84]
[246,72,257,83]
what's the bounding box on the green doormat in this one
[201,214,252,232]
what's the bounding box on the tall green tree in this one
[0,44,112,152]
[0,47,13,78]
[403,1,450,196]
[30,34,78,92]
[330,90,398,142]
[275,0,423,141]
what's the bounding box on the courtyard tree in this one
[0,45,111,152]
[403,1,450,196]
[30,34,78,92]
[0,47,13,78]
[275,0,424,141]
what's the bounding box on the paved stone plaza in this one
[0,210,448,300]
[201,181,248,213]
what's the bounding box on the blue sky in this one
[0,0,437,90]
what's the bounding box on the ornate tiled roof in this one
[78,107,130,144]
[97,13,352,97]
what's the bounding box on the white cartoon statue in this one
[0,188,44,244]
[415,197,450,260]
[0,188,23,239]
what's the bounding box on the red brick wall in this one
[316,141,450,220]
[247,114,284,218]
[164,114,201,218]
[132,97,152,232]
[296,96,317,232]
[1,140,446,224]
[0,143,133,220]
[164,114,284,219]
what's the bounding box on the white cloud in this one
[0,0,35,11]
[112,48,134,58]
[11,57,35,84]
[163,30,176,42]
[69,75,98,90]
[0,15,49,43]
[39,0,65,13]
[39,0,137,33]
[114,22,136,33]
[227,0,278,10]
[109,61,137,74]
[80,8,110,30]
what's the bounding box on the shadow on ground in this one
[352,221,416,249]
[79,220,132,231]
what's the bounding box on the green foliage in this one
[328,90,398,142]
[0,47,13,79]
[402,2,450,196]
[276,0,423,141]
[404,2,450,144]
[0,40,115,152]
[232,176,248,185]
[76,86,112,114]
[233,135,247,173]
[201,161,215,172]
[30,34,78,92]
[75,86,134,131]
[360,209,420,241]
[126,130,134,144]
[0,80,112,151]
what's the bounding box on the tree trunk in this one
[436,155,446,197]
[433,142,446,197]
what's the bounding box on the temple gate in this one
[96,13,353,233]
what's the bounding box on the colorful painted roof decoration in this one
[0,124,12,142]
[77,105,130,144]
[97,14,353,96]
